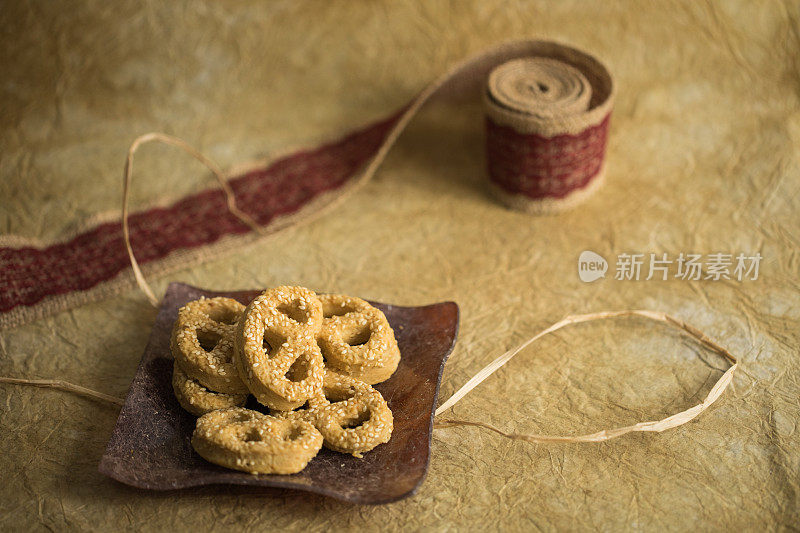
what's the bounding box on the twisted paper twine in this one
[0,54,736,445]
[432,310,737,443]
[0,307,738,444]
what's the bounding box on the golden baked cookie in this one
[282,370,393,458]
[316,294,400,384]
[171,296,248,394]
[234,286,325,411]
[192,407,323,474]
[172,362,247,417]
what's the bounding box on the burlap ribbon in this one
[0,39,613,328]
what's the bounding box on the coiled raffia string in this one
[432,310,737,442]
[0,311,738,442]
[0,44,737,443]
[122,133,266,307]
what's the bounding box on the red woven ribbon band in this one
[0,114,399,317]
[486,114,611,199]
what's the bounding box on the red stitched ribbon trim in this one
[486,114,611,199]
[0,112,401,314]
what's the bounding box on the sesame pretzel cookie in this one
[234,286,325,411]
[316,294,400,384]
[192,407,323,474]
[171,296,248,394]
[283,370,393,457]
[172,362,248,416]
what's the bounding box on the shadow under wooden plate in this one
[99,282,459,504]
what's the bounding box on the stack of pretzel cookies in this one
[170,286,401,474]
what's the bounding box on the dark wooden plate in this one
[99,282,459,504]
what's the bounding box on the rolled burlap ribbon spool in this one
[484,49,614,214]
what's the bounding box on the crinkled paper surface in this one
[1,0,798,530]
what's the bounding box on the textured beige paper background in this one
[1,1,798,530]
